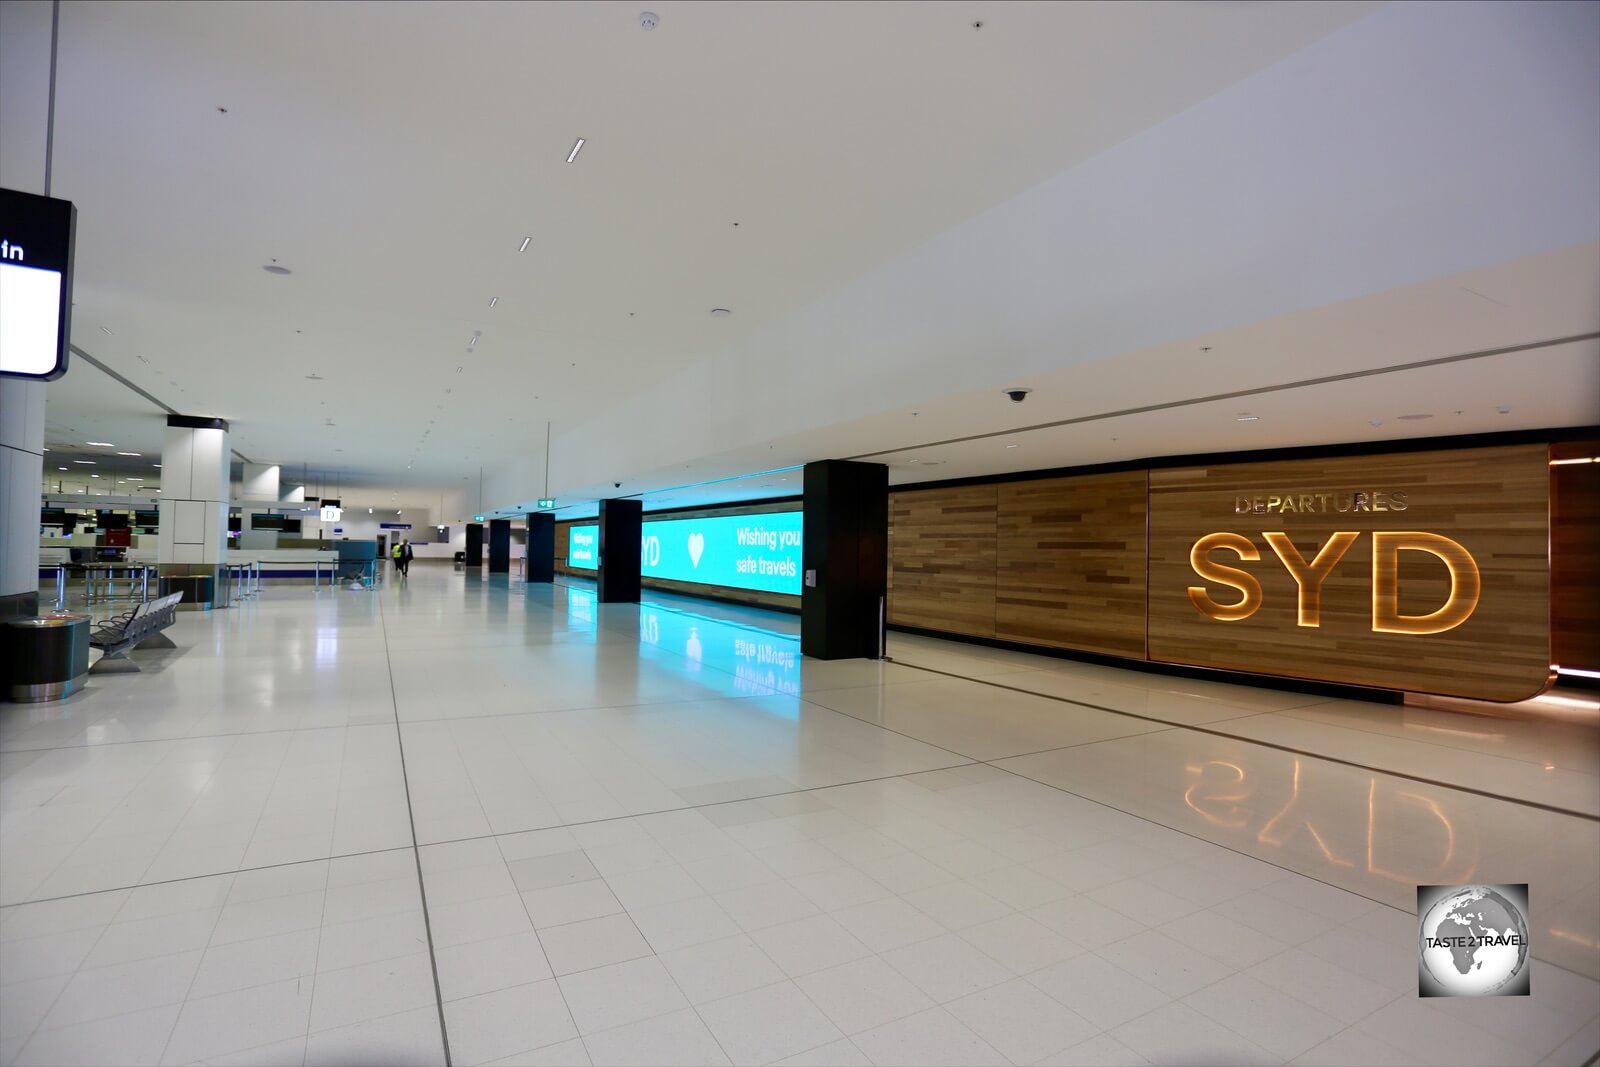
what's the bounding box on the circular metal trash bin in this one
[2,614,91,703]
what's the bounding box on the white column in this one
[0,381,46,617]
[158,418,230,597]
[0,1,54,618]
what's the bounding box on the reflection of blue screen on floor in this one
[567,525,598,569]
[565,512,802,595]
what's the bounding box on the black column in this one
[487,519,511,573]
[801,460,888,660]
[597,498,642,602]
[465,523,484,567]
[525,513,555,583]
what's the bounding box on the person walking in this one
[391,539,406,579]
[398,539,414,577]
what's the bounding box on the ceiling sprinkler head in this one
[639,11,658,29]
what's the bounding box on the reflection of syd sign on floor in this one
[1183,758,1478,887]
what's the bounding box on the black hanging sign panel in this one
[0,187,77,381]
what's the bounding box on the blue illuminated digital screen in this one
[565,512,802,595]
[567,525,599,569]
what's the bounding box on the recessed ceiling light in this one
[1397,413,1433,421]
[518,236,531,252]
[710,308,732,318]
[153,463,161,467]
[1234,415,1259,422]
[263,264,292,275]
[73,460,95,464]
[489,296,498,308]
[1005,444,1018,449]
[468,334,478,348]
[86,441,113,447]
[99,326,112,335]
[116,451,141,456]
[90,474,99,478]
[566,137,586,163]
[1550,457,1599,465]
[58,466,67,471]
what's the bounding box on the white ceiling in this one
[11,0,1597,519]
[27,1,1380,483]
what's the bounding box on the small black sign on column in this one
[464,523,484,567]
[525,513,555,583]
[598,498,642,603]
[801,460,888,660]
[487,519,511,573]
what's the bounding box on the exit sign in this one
[536,499,556,510]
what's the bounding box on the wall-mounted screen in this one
[251,514,285,531]
[134,510,159,527]
[642,511,802,595]
[39,508,72,527]
[568,511,803,595]
[97,511,128,530]
[568,524,599,569]
[0,188,76,381]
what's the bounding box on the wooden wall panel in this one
[1551,443,1600,671]
[888,485,998,637]
[1147,444,1550,701]
[995,472,1148,658]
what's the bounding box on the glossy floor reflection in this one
[0,566,1595,1066]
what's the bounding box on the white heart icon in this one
[686,532,705,567]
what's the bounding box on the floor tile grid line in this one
[0,687,803,756]
[8,867,235,1065]
[0,716,399,755]
[3,752,990,914]
[14,728,245,910]
[0,845,408,912]
[569,615,1025,770]
[157,858,328,1066]
[375,588,454,1067]
[887,657,1600,823]
[514,839,899,1067]
[492,781,1197,1066]
[516,865,748,1067]
[980,751,1600,1007]
[1273,703,1600,776]
[294,731,354,1067]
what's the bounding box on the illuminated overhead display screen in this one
[567,511,802,595]
[0,188,76,381]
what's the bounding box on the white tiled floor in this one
[1,568,1596,1066]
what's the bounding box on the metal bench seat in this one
[89,592,183,674]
